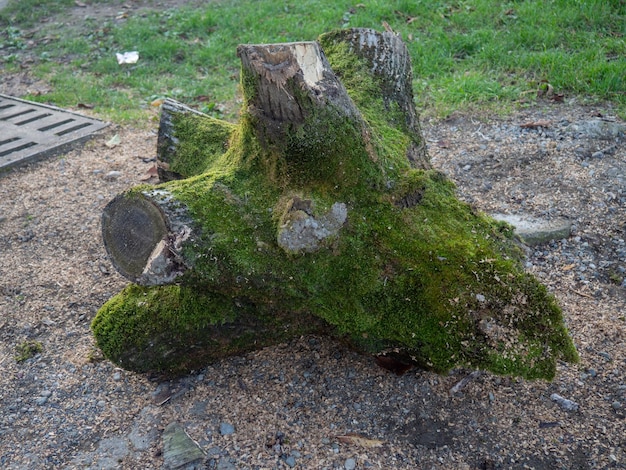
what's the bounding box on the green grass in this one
[1,0,624,122]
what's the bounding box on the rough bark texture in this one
[94,28,578,379]
[237,41,362,148]
[319,29,429,169]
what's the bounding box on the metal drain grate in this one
[0,93,108,172]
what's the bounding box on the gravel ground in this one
[0,98,624,470]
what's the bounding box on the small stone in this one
[219,422,235,436]
[206,446,222,457]
[40,390,52,398]
[35,396,48,406]
[284,455,297,467]
[550,393,579,412]
[491,214,571,246]
[611,401,621,410]
[162,422,205,469]
[216,458,237,470]
[104,170,122,181]
[345,457,357,470]
[112,372,121,381]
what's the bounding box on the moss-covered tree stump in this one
[93,28,578,379]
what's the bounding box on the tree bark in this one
[319,29,429,169]
[95,29,578,379]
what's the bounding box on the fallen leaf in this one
[436,139,450,148]
[150,98,164,107]
[337,433,384,448]
[139,165,158,181]
[105,134,121,148]
[550,93,565,102]
[375,355,413,375]
[75,0,86,7]
[520,120,551,129]
[562,264,576,271]
[382,21,394,33]
[77,103,94,109]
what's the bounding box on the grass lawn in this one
[1,0,624,123]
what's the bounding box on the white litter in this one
[116,51,139,65]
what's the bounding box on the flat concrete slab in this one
[491,213,572,245]
[0,94,108,173]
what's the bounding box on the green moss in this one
[92,284,328,375]
[164,113,237,178]
[94,29,578,379]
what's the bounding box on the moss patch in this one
[164,113,237,179]
[92,284,328,375]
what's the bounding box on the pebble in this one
[219,422,235,436]
[35,396,48,406]
[345,457,357,470]
[104,170,122,181]
[162,422,204,469]
[551,393,579,412]
[284,455,297,467]
[217,458,237,470]
[112,372,121,381]
[611,401,621,410]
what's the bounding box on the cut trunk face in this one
[101,193,169,282]
[94,28,578,379]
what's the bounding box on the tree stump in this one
[93,28,578,379]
